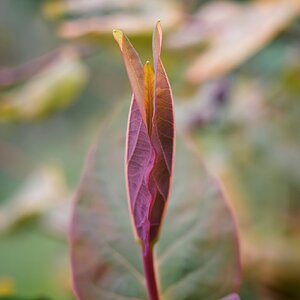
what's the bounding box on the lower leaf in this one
[70,100,241,300]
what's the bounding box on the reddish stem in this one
[142,245,160,300]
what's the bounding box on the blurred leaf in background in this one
[0,47,88,122]
[168,0,300,83]
[43,0,183,38]
[0,164,70,233]
[0,297,51,300]
[176,45,300,299]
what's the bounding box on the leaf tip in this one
[153,20,163,61]
[113,29,123,49]
[156,19,162,31]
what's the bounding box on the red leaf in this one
[115,22,175,252]
[126,96,156,247]
[149,22,175,245]
[113,29,146,123]
[70,101,241,299]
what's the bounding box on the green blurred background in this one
[0,0,299,299]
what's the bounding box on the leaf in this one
[172,0,300,83]
[56,1,182,38]
[70,100,241,299]
[0,165,69,233]
[114,22,175,251]
[151,22,174,177]
[0,48,88,122]
[43,0,141,18]
[113,29,145,123]
[167,1,242,49]
[182,72,300,295]
[125,96,156,247]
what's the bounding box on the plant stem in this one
[142,245,160,300]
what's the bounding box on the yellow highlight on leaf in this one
[0,277,15,296]
[143,61,154,134]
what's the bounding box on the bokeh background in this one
[0,0,299,299]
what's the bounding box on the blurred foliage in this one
[0,0,299,299]
[0,48,88,122]
[0,297,50,300]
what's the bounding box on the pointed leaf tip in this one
[112,29,123,49]
[155,20,162,37]
[153,20,163,68]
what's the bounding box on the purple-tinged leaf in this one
[113,29,146,124]
[117,22,174,252]
[125,96,155,246]
[70,100,241,299]
[148,22,175,245]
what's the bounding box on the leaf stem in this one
[142,245,160,300]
